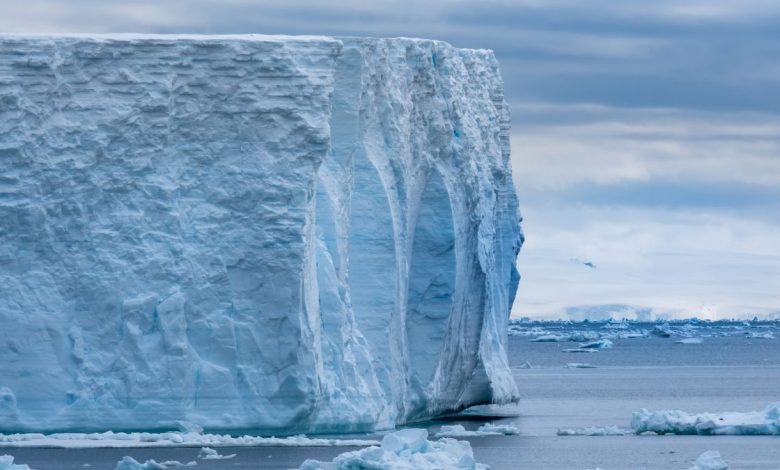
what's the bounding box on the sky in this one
[1,0,778,320]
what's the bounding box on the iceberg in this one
[631,402,780,435]
[0,34,521,434]
[688,451,728,470]
[298,429,488,470]
[0,455,33,470]
[435,422,519,437]
[115,457,196,470]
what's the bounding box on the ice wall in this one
[0,34,522,434]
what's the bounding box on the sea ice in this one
[0,455,33,470]
[0,34,521,434]
[688,451,728,470]
[631,402,780,435]
[0,431,378,448]
[561,348,597,353]
[676,338,704,344]
[197,447,235,460]
[435,422,519,437]
[565,363,597,368]
[556,426,632,436]
[579,339,613,349]
[298,429,487,469]
[114,457,197,469]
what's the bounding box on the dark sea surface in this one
[5,321,780,469]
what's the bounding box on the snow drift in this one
[0,34,522,434]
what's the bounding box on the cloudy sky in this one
[2,0,778,319]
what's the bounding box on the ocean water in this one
[5,321,780,469]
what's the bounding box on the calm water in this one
[6,322,780,469]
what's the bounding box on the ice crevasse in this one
[0,34,522,434]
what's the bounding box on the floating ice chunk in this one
[455,404,522,419]
[579,339,613,349]
[556,426,632,436]
[197,447,235,460]
[0,455,34,470]
[652,324,673,337]
[565,363,596,369]
[529,335,570,342]
[676,338,703,344]
[518,361,533,369]
[0,431,378,449]
[561,348,597,353]
[687,451,728,470]
[477,423,519,435]
[435,423,518,437]
[115,457,165,470]
[745,331,775,339]
[631,402,780,435]
[115,457,197,469]
[299,429,488,469]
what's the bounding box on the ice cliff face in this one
[0,34,522,434]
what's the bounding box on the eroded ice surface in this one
[0,34,521,434]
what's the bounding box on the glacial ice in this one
[0,455,33,470]
[631,402,780,435]
[0,34,521,434]
[434,422,519,437]
[298,429,488,470]
[688,451,728,470]
[115,457,196,470]
[197,447,234,460]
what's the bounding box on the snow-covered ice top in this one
[0,34,522,434]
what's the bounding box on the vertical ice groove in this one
[0,34,521,434]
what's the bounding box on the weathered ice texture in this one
[0,34,522,434]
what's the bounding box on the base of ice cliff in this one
[0,34,522,434]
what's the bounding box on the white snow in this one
[688,451,728,470]
[565,363,597,368]
[435,422,519,437]
[0,34,520,434]
[631,402,780,435]
[0,431,379,449]
[0,455,33,470]
[115,457,196,470]
[197,447,235,460]
[556,426,632,436]
[298,429,488,469]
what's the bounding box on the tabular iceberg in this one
[0,34,522,434]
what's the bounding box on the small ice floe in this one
[455,404,522,419]
[566,363,596,369]
[651,324,673,337]
[556,426,632,436]
[529,334,570,342]
[676,338,703,344]
[579,339,613,349]
[687,450,728,470]
[435,423,519,437]
[197,447,235,460]
[0,455,34,470]
[0,432,378,449]
[115,457,196,470]
[561,348,597,353]
[299,428,488,469]
[518,361,533,369]
[631,402,780,435]
[745,331,775,339]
